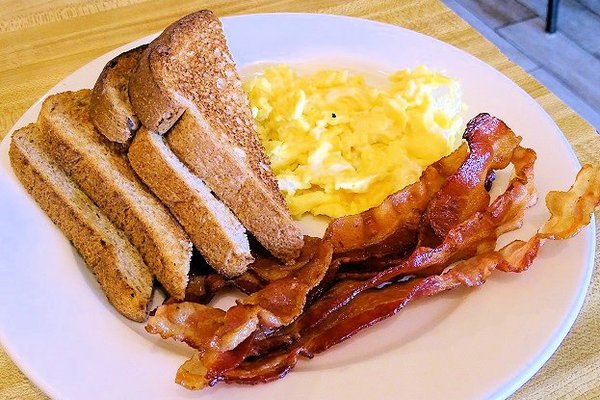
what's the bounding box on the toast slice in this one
[167,112,303,261]
[129,127,253,277]
[9,124,152,321]
[129,10,303,261]
[37,90,192,299]
[90,45,147,144]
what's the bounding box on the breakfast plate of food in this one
[0,11,597,400]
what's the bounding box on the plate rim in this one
[0,12,595,400]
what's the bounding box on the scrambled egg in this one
[243,64,465,218]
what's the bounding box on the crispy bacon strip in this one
[419,114,521,246]
[324,144,468,261]
[146,303,225,350]
[497,163,599,273]
[326,114,522,273]
[299,253,499,356]
[539,164,600,239]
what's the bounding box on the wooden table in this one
[1,1,598,398]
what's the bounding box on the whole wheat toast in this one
[129,127,253,276]
[37,90,192,299]
[10,124,152,321]
[167,112,303,261]
[90,45,147,144]
[129,10,303,261]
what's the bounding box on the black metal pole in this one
[546,0,560,33]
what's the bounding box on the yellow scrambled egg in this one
[243,64,464,218]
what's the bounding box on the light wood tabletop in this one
[0,0,598,399]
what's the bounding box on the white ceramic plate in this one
[0,13,595,400]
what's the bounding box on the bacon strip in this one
[299,253,500,356]
[324,144,468,262]
[497,163,599,273]
[419,114,521,246]
[146,303,225,350]
[539,164,600,239]
[327,115,521,271]
[341,162,593,346]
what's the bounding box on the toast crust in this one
[10,124,152,321]
[90,45,147,144]
[38,90,192,299]
[129,127,253,277]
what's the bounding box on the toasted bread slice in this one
[90,45,147,144]
[10,124,152,321]
[129,10,303,261]
[129,127,253,277]
[37,90,192,299]
[167,112,303,261]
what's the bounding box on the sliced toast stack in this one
[9,10,303,321]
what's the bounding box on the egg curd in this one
[243,64,465,218]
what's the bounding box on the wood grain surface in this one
[0,1,598,399]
